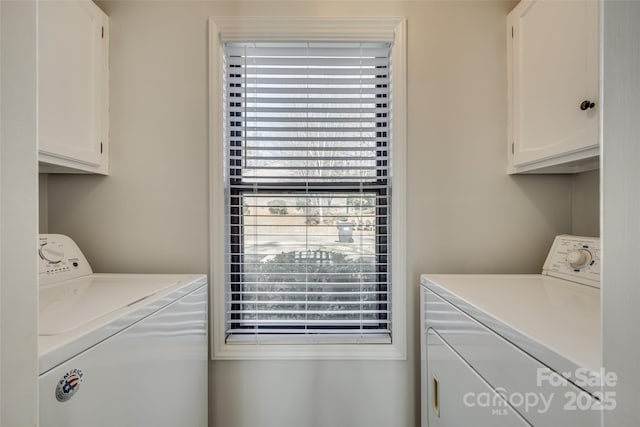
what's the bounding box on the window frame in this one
[210,17,407,360]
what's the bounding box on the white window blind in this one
[223,42,392,343]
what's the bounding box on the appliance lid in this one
[421,274,600,373]
[38,273,207,375]
[39,275,183,336]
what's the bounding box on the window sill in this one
[226,333,392,345]
[212,338,405,361]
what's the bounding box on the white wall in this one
[572,170,599,237]
[39,174,49,232]
[1,1,39,425]
[46,1,583,426]
[602,1,640,425]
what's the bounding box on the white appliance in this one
[420,235,601,427]
[38,234,208,427]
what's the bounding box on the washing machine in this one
[38,234,208,427]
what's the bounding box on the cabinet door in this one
[426,329,530,427]
[39,0,107,170]
[509,0,599,169]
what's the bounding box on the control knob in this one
[39,243,64,264]
[567,249,592,269]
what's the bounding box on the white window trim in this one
[209,16,407,360]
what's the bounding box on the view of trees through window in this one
[238,194,381,329]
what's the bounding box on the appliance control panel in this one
[542,235,600,288]
[39,234,93,286]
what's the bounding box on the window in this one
[210,18,406,359]
[224,42,391,343]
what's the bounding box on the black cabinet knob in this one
[580,100,596,111]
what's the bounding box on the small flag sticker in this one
[55,368,84,402]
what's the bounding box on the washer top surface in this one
[421,274,601,372]
[40,274,190,335]
[39,273,206,374]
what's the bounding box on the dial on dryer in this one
[567,249,593,269]
[39,242,65,264]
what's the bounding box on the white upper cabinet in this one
[507,0,599,174]
[38,0,109,174]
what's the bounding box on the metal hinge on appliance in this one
[102,26,104,39]
[512,142,514,154]
[100,142,103,154]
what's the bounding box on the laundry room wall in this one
[45,1,580,426]
[39,174,49,233]
[571,170,600,237]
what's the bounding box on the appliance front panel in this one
[39,285,207,427]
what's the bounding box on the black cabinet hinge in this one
[100,142,103,154]
[511,26,514,38]
[102,26,104,39]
